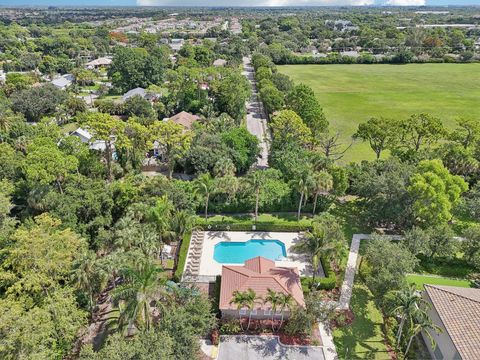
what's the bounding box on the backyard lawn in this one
[333,284,390,359]
[279,63,480,163]
[406,274,472,290]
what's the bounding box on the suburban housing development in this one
[0,4,479,360]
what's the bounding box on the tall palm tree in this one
[147,196,175,258]
[72,250,103,317]
[295,172,314,221]
[112,258,165,335]
[294,214,345,283]
[0,113,13,142]
[278,293,294,329]
[404,311,442,356]
[194,173,216,220]
[392,284,429,348]
[311,170,333,215]
[230,289,260,331]
[264,288,281,331]
[245,169,268,223]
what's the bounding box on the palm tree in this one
[293,219,341,285]
[72,250,103,317]
[295,172,314,221]
[392,284,428,348]
[230,289,260,331]
[0,112,13,142]
[245,169,268,223]
[404,311,442,356]
[194,173,216,220]
[312,170,333,215]
[112,258,165,335]
[264,288,281,331]
[147,196,175,258]
[278,293,294,329]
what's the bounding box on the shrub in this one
[220,319,241,335]
[173,231,191,281]
[301,257,337,291]
[285,307,314,336]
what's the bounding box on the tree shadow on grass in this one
[334,285,388,359]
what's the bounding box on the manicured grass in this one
[196,212,313,225]
[279,64,480,163]
[194,212,313,232]
[406,274,472,290]
[333,284,390,359]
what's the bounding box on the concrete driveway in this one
[217,335,325,360]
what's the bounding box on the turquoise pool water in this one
[213,239,287,264]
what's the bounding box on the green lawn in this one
[333,284,390,359]
[279,64,480,163]
[406,274,472,290]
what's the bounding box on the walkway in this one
[338,234,404,310]
[242,56,270,168]
[217,335,325,360]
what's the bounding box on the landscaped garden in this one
[333,284,390,360]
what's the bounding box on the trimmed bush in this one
[301,257,337,292]
[173,231,191,281]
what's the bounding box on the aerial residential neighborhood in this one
[0,3,479,360]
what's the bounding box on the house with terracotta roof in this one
[219,257,305,319]
[422,284,480,360]
[168,111,200,130]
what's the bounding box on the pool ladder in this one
[183,230,205,281]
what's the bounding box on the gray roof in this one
[122,87,146,102]
[51,74,73,89]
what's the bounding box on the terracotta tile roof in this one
[424,285,480,360]
[220,257,305,311]
[169,111,200,130]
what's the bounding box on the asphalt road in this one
[242,56,270,169]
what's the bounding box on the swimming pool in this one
[213,239,287,264]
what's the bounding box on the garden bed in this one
[217,318,322,346]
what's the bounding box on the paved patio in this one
[192,231,316,278]
[217,336,325,360]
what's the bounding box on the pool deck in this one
[186,231,316,281]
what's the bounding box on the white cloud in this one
[384,0,426,4]
[137,0,375,5]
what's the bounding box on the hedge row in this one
[301,256,337,292]
[173,230,192,281]
[194,221,310,232]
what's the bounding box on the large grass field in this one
[279,64,480,163]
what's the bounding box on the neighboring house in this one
[51,74,74,90]
[422,285,480,360]
[213,58,227,67]
[122,87,162,102]
[71,127,107,151]
[219,257,305,320]
[169,38,185,52]
[85,57,112,69]
[122,87,146,102]
[168,111,200,130]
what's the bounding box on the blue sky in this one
[2,0,479,6]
